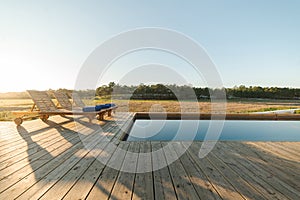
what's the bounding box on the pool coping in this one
[119,112,300,141]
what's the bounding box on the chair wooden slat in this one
[27,90,57,112]
[72,93,86,108]
[53,91,73,110]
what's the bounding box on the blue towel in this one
[82,103,116,112]
[104,103,116,107]
[82,106,97,112]
[97,103,116,109]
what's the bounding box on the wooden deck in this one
[0,113,299,199]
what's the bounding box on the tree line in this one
[2,83,299,100]
[93,82,300,100]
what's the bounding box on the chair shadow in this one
[15,118,121,199]
[16,126,55,176]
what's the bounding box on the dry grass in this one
[0,98,299,121]
[114,100,298,113]
[0,99,33,111]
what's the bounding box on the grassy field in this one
[1,98,299,121]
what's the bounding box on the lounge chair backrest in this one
[27,90,57,112]
[53,91,73,110]
[72,92,86,108]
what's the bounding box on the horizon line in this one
[1,84,300,93]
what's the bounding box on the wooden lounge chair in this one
[53,91,117,120]
[72,92,86,108]
[52,91,73,110]
[12,90,117,126]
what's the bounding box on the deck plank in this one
[162,142,201,200]
[132,141,154,200]
[24,123,119,200]
[38,141,110,199]
[0,121,82,171]
[86,142,130,199]
[109,142,139,200]
[0,132,82,191]
[0,130,100,199]
[260,142,300,161]
[266,142,300,156]
[248,142,300,162]
[207,145,269,199]
[151,142,177,200]
[61,140,118,200]
[212,142,290,199]
[278,142,300,154]
[173,142,222,200]
[186,142,245,200]
[0,116,68,147]
[0,114,299,200]
[229,142,300,188]
[0,120,102,182]
[225,142,300,199]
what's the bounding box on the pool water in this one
[127,120,300,141]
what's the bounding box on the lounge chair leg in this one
[88,115,93,122]
[14,117,23,126]
[97,114,104,121]
[40,114,49,122]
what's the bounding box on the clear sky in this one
[0,0,299,92]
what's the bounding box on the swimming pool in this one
[127,120,300,141]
